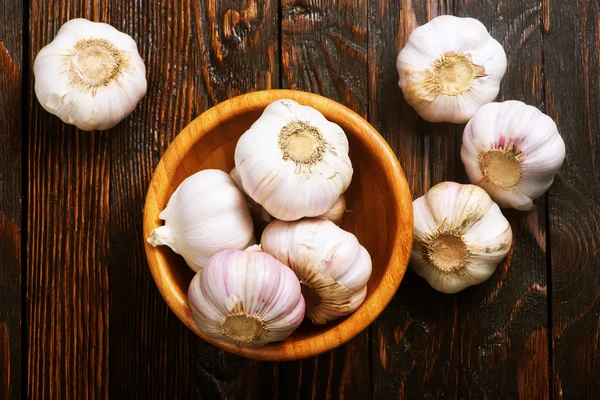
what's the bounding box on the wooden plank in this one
[28,3,111,399]
[107,0,281,398]
[369,0,550,398]
[190,0,282,396]
[0,0,23,398]
[279,0,371,398]
[454,1,549,398]
[106,1,194,397]
[368,1,462,398]
[542,0,600,397]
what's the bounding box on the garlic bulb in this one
[396,15,507,123]
[188,247,305,347]
[231,165,346,225]
[33,18,147,131]
[461,101,566,211]
[147,169,255,272]
[261,219,372,325]
[411,182,512,294]
[234,99,353,221]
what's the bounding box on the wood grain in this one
[369,0,550,398]
[28,2,111,399]
[13,0,600,398]
[454,1,549,398]
[109,0,281,398]
[543,0,600,397]
[107,1,196,398]
[368,1,463,398]
[189,0,282,397]
[0,0,22,398]
[280,0,371,397]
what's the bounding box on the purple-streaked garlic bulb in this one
[188,247,305,347]
[461,101,566,210]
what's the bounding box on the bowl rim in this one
[143,89,413,361]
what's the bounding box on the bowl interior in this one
[144,90,412,360]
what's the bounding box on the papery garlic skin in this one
[188,248,305,347]
[318,195,346,225]
[261,219,372,325]
[147,169,255,272]
[234,99,353,221]
[396,15,507,123]
[232,165,346,225]
[411,182,512,294]
[34,18,147,131]
[230,167,272,223]
[461,101,566,210]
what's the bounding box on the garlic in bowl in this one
[147,169,255,272]
[261,219,372,325]
[234,99,353,221]
[188,247,305,347]
[143,90,413,361]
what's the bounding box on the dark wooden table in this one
[1,0,598,399]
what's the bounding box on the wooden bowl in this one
[143,90,413,361]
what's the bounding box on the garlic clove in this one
[234,99,353,221]
[261,218,372,325]
[318,195,346,225]
[188,248,305,347]
[396,15,507,123]
[411,182,512,294]
[461,101,566,210]
[147,169,255,272]
[33,18,147,131]
[230,167,271,223]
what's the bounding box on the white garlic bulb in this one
[461,101,566,211]
[261,219,372,325]
[234,99,353,221]
[33,18,147,131]
[396,15,507,123]
[188,247,305,347]
[411,182,512,294]
[147,169,255,272]
[231,165,346,225]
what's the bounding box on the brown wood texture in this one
[0,0,23,398]
[106,1,195,397]
[10,0,600,398]
[28,3,111,399]
[454,1,550,399]
[279,1,372,398]
[107,0,280,398]
[543,0,600,398]
[369,0,550,398]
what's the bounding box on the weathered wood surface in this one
[0,0,22,399]
[543,0,600,398]
[279,1,371,398]
[28,3,111,399]
[0,0,595,398]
